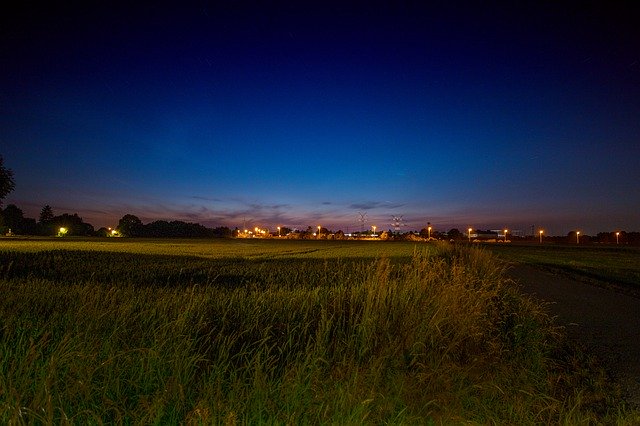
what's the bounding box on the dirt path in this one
[507,264,640,408]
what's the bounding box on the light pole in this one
[539,230,543,243]
[504,229,508,241]
[428,226,432,240]
[616,232,620,245]
[317,225,321,239]
[277,226,281,237]
[372,225,377,236]
[576,231,580,244]
[468,228,472,243]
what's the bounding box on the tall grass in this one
[0,242,635,423]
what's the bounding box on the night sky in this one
[2,2,639,235]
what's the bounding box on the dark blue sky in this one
[2,2,639,235]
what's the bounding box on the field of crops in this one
[0,237,421,260]
[485,243,640,289]
[0,238,635,423]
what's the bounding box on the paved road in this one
[508,264,640,407]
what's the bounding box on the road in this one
[508,264,640,408]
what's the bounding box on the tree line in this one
[0,156,232,238]
[0,204,232,238]
[115,214,232,238]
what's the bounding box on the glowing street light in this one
[504,229,508,241]
[616,231,620,245]
[372,225,377,236]
[428,226,432,239]
[277,226,281,237]
[576,231,580,244]
[539,230,544,243]
[317,225,321,239]
[468,227,473,243]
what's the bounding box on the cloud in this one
[191,195,222,202]
[348,201,405,210]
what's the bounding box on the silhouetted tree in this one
[96,227,110,237]
[51,213,94,236]
[277,226,292,236]
[22,217,38,235]
[212,226,232,238]
[0,156,15,207]
[39,205,54,224]
[38,205,56,235]
[2,204,25,234]
[447,228,461,240]
[117,214,144,237]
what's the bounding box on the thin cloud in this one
[191,196,222,202]
[349,201,405,210]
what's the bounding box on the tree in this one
[447,228,461,240]
[2,204,25,234]
[278,226,292,236]
[38,205,55,235]
[212,226,232,238]
[0,156,15,206]
[51,213,94,236]
[39,205,54,223]
[117,214,144,237]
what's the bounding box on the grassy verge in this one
[0,241,636,423]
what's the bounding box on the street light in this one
[428,226,432,240]
[372,225,377,236]
[576,231,580,244]
[504,229,508,241]
[468,227,472,243]
[616,232,620,245]
[317,225,321,239]
[539,230,543,243]
[277,226,281,237]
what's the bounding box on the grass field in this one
[484,243,640,289]
[0,238,637,423]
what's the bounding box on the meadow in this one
[485,243,640,291]
[0,238,636,424]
